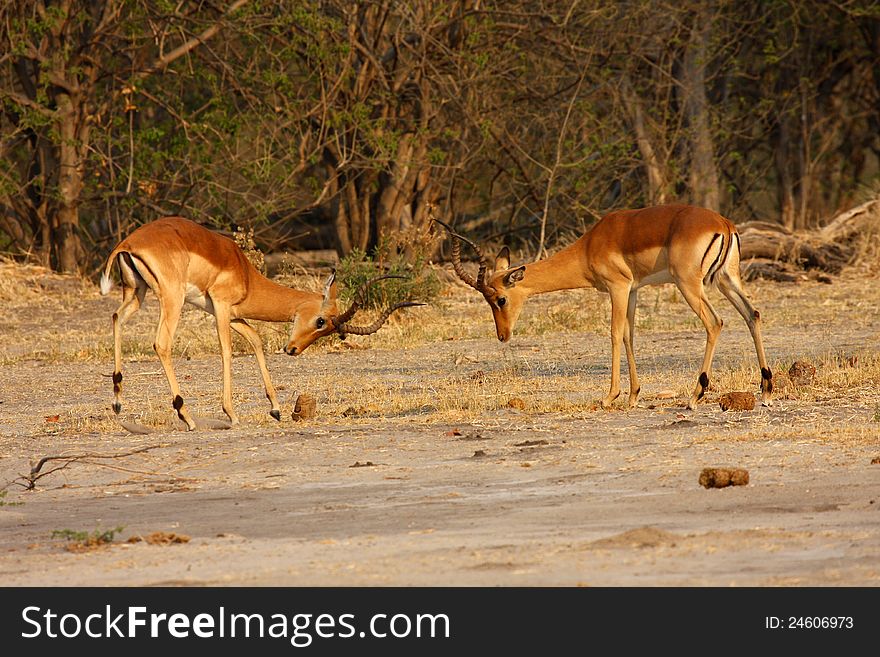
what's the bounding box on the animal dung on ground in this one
[788,360,817,386]
[127,532,190,546]
[291,393,317,421]
[718,392,756,411]
[699,467,750,489]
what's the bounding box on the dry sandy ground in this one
[1,264,879,586]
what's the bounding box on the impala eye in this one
[316,317,326,329]
[497,297,507,308]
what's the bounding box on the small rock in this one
[788,360,816,386]
[719,392,756,411]
[506,397,527,410]
[291,393,317,421]
[699,467,749,489]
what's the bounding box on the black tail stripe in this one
[705,233,725,282]
[701,233,721,272]
[123,252,156,289]
[714,228,736,282]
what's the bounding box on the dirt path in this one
[1,272,879,585]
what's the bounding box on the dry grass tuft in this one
[2,258,880,439]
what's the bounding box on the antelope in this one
[100,216,420,429]
[437,204,772,410]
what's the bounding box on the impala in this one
[100,216,420,429]
[437,204,772,410]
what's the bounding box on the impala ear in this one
[495,246,511,272]
[503,265,526,287]
[321,270,337,306]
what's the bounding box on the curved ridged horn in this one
[336,301,425,336]
[332,274,405,330]
[432,218,488,294]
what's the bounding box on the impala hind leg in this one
[231,319,281,421]
[110,259,147,415]
[676,277,723,409]
[718,271,773,406]
[154,294,197,430]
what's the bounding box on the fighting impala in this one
[100,216,420,429]
[437,204,772,410]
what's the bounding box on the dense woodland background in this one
[1,0,879,274]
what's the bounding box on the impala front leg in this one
[214,307,240,426]
[602,285,631,409]
[231,318,281,421]
[623,289,640,408]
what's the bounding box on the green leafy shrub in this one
[51,526,125,545]
[336,236,440,310]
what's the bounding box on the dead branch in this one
[738,198,880,275]
[19,444,169,491]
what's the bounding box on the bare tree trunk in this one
[773,120,797,230]
[621,78,668,205]
[55,93,86,272]
[681,8,720,211]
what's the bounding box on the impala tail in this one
[100,245,128,296]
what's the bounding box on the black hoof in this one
[112,402,121,415]
[270,409,281,421]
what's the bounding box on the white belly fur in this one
[635,270,674,288]
[185,283,215,313]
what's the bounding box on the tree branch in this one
[138,0,250,78]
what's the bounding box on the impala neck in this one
[236,266,321,321]
[518,237,592,296]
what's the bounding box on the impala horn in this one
[332,275,424,338]
[432,217,489,294]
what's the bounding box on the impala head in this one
[434,218,527,343]
[283,271,424,355]
[283,272,340,355]
[485,247,527,343]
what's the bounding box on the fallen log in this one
[737,197,880,276]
